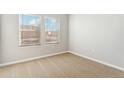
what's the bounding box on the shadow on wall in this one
[0,14,68,63]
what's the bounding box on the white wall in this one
[0,15,1,63]
[69,14,124,68]
[1,14,68,63]
[1,14,124,69]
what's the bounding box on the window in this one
[44,16,60,44]
[19,15,41,47]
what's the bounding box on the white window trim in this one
[19,14,42,47]
[43,15,61,45]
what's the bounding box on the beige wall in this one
[1,14,68,63]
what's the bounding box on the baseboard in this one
[68,51,124,72]
[0,51,68,67]
[1,50,124,72]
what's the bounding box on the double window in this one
[19,15,60,47]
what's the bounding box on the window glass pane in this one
[19,15,41,47]
[44,16,60,44]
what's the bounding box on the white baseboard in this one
[0,51,68,67]
[68,51,124,72]
[1,50,124,72]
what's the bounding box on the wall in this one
[1,14,68,63]
[0,15,1,63]
[69,14,124,68]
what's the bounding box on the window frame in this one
[19,14,42,47]
[43,15,61,45]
